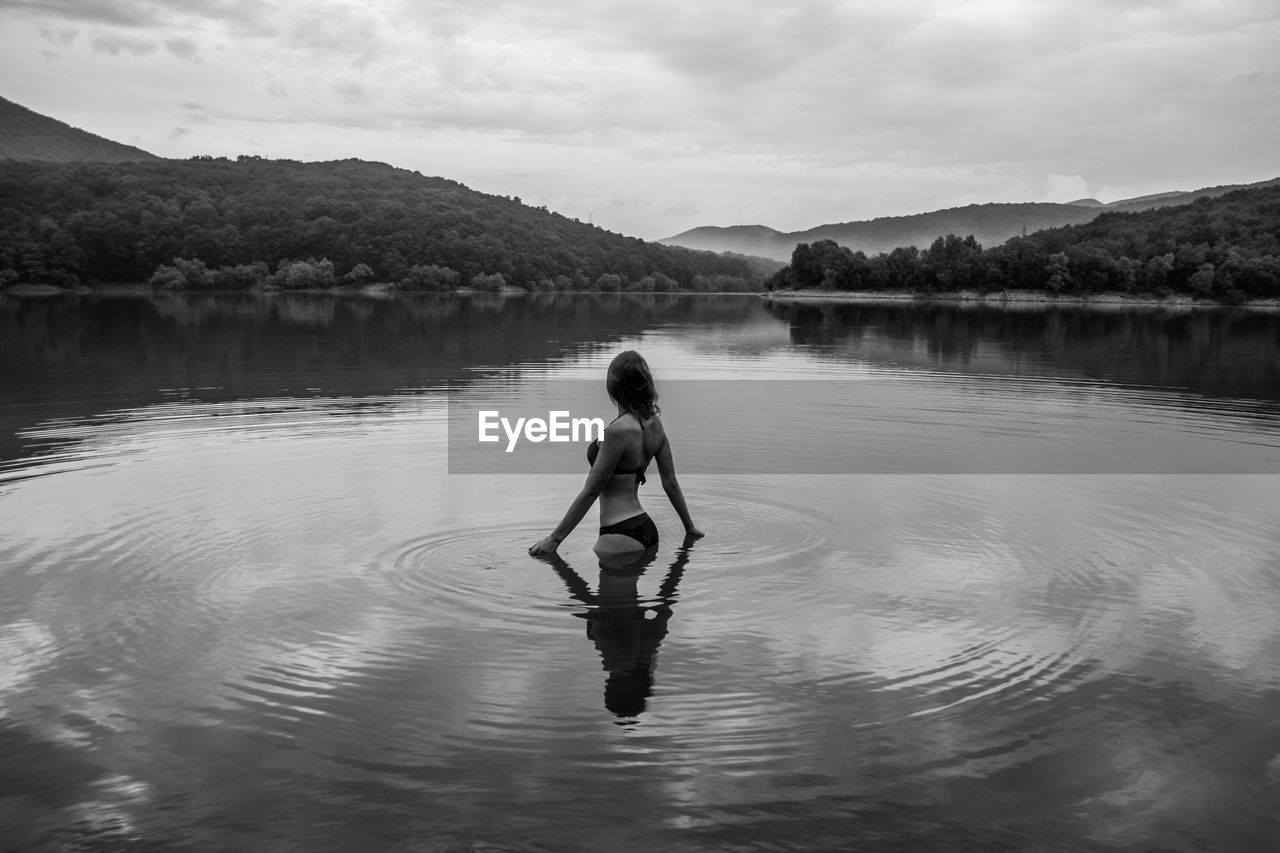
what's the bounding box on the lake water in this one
[3,292,1280,851]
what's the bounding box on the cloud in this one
[265,75,288,99]
[164,36,199,62]
[0,0,279,34]
[37,27,78,45]
[315,0,1277,173]
[176,103,212,125]
[89,32,157,57]
[169,126,191,140]
[1096,183,1137,204]
[3,0,1277,235]
[1043,173,1090,202]
[599,0,854,88]
[660,196,700,218]
[0,0,159,27]
[279,4,386,68]
[332,79,369,102]
[224,0,1280,224]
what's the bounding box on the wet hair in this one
[606,350,659,420]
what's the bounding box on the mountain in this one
[0,95,157,163]
[1107,178,1280,211]
[1108,190,1189,208]
[663,203,1103,260]
[762,182,1280,302]
[0,157,768,291]
[664,177,1280,261]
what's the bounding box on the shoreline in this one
[1,283,765,298]
[5,283,1275,308]
[761,288,1280,310]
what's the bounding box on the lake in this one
[3,291,1280,851]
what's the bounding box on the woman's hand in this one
[528,535,562,557]
[684,526,705,540]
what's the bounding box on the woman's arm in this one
[654,429,703,538]
[528,420,632,556]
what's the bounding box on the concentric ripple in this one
[371,488,832,627]
[676,486,830,569]
[371,524,566,632]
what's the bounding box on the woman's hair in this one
[606,350,659,419]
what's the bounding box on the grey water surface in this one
[3,292,1280,851]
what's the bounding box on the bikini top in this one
[587,413,656,485]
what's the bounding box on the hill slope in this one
[763,182,1280,302]
[665,177,1280,261]
[664,202,1102,260]
[0,157,768,291]
[1107,177,1280,211]
[0,95,158,163]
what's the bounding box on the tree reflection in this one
[762,300,1280,401]
[542,537,695,720]
[0,293,758,463]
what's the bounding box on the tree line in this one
[765,184,1280,302]
[0,157,773,292]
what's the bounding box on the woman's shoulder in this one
[604,413,642,438]
[605,411,659,436]
[639,412,666,442]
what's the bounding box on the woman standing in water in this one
[528,351,702,558]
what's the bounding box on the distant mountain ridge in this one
[0,95,157,163]
[663,177,1280,261]
[760,181,1280,303]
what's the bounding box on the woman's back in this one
[591,412,665,525]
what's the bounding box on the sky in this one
[1,0,1278,239]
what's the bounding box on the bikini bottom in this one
[598,512,659,549]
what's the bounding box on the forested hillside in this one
[665,178,1280,261]
[0,157,775,291]
[0,95,157,163]
[765,184,1280,302]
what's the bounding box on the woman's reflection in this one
[543,536,695,719]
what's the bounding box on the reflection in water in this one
[545,540,694,719]
[0,292,760,462]
[4,293,1280,850]
[763,299,1280,401]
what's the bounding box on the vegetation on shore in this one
[0,157,776,293]
[765,184,1280,304]
[4,148,1276,304]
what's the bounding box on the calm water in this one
[3,292,1280,851]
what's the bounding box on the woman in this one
[528,351,702,558]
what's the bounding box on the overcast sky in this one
[2,0,1277,239]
